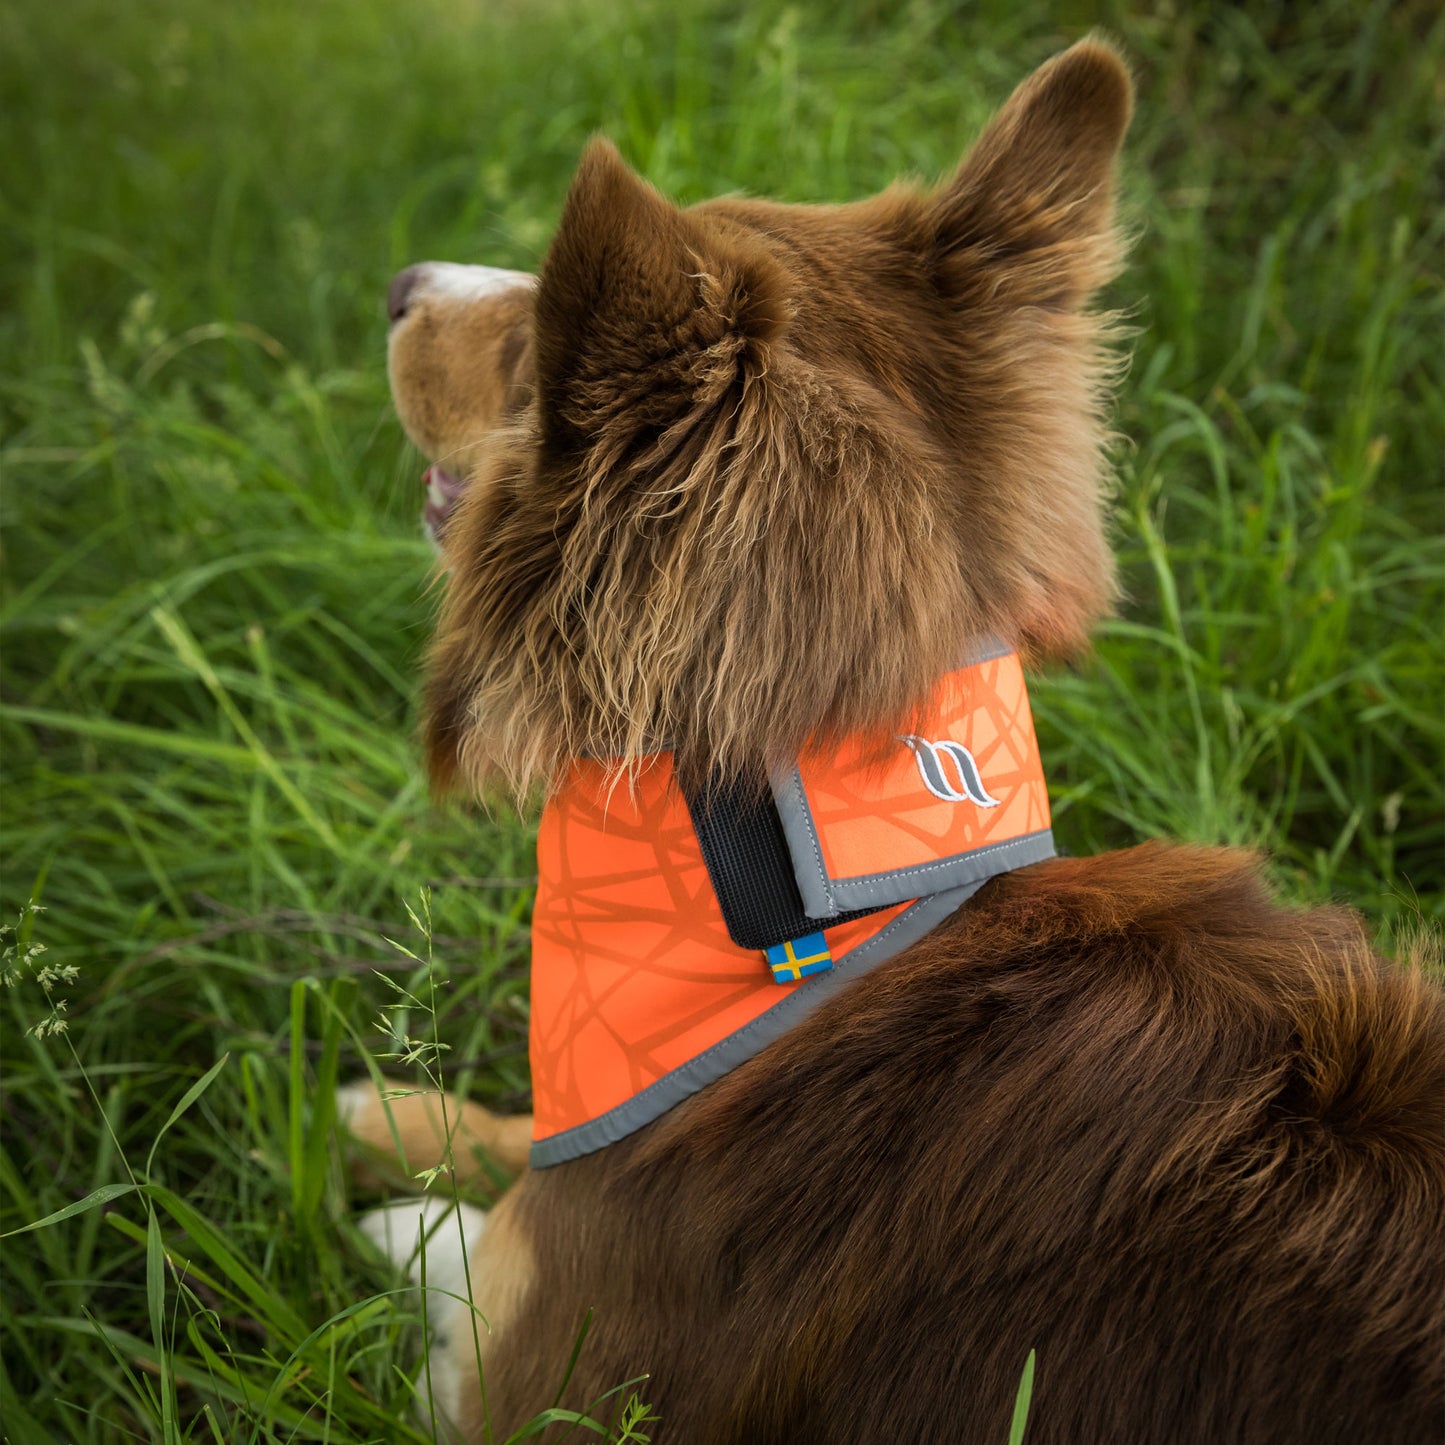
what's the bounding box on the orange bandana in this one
[529,648,1053,1166]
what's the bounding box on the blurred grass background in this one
[2,0,1441,1437]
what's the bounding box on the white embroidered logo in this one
[898,735,1001,807]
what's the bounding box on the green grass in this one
[2,0,1441,1437]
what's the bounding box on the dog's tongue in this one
[422,464,465,546]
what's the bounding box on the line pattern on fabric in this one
[529,880,989,1167]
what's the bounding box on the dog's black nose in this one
[387,265,424,324]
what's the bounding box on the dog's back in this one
[453,846,1443,1442]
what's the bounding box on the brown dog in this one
[344,39,1445,1443]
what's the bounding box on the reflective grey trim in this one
[961,636,1013,665]
[825,829,1054,911]
[771,763,836,917]
[771,752,1055,921]
[528,876,1002,1168]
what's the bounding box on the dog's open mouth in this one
[422,464,466,546]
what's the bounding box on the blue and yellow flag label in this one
[764,932,834,983]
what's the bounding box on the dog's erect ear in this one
[936,38,1132,308]
[533,138,788,457]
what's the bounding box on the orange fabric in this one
[797,651,1050,884]
[530,654,1049,1145]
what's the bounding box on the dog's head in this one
[388,39,1132,797]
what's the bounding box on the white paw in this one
[358,1195,487,1431]
[358,1195,486,1313]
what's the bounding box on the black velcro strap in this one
[682,771,884,950]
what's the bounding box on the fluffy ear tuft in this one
[533,137,788,455]
[937,37,1133,307]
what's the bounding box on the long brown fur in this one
[445,846,1444,1443]
[370,37,1445,1443]
[423,39,1129,796]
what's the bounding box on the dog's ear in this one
[533,138,788,458]
[935,38,1132,308]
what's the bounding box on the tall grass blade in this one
[1008,1349,1036,1445]
[1,1183,140,1238]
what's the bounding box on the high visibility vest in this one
[529,648,1054,1166]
